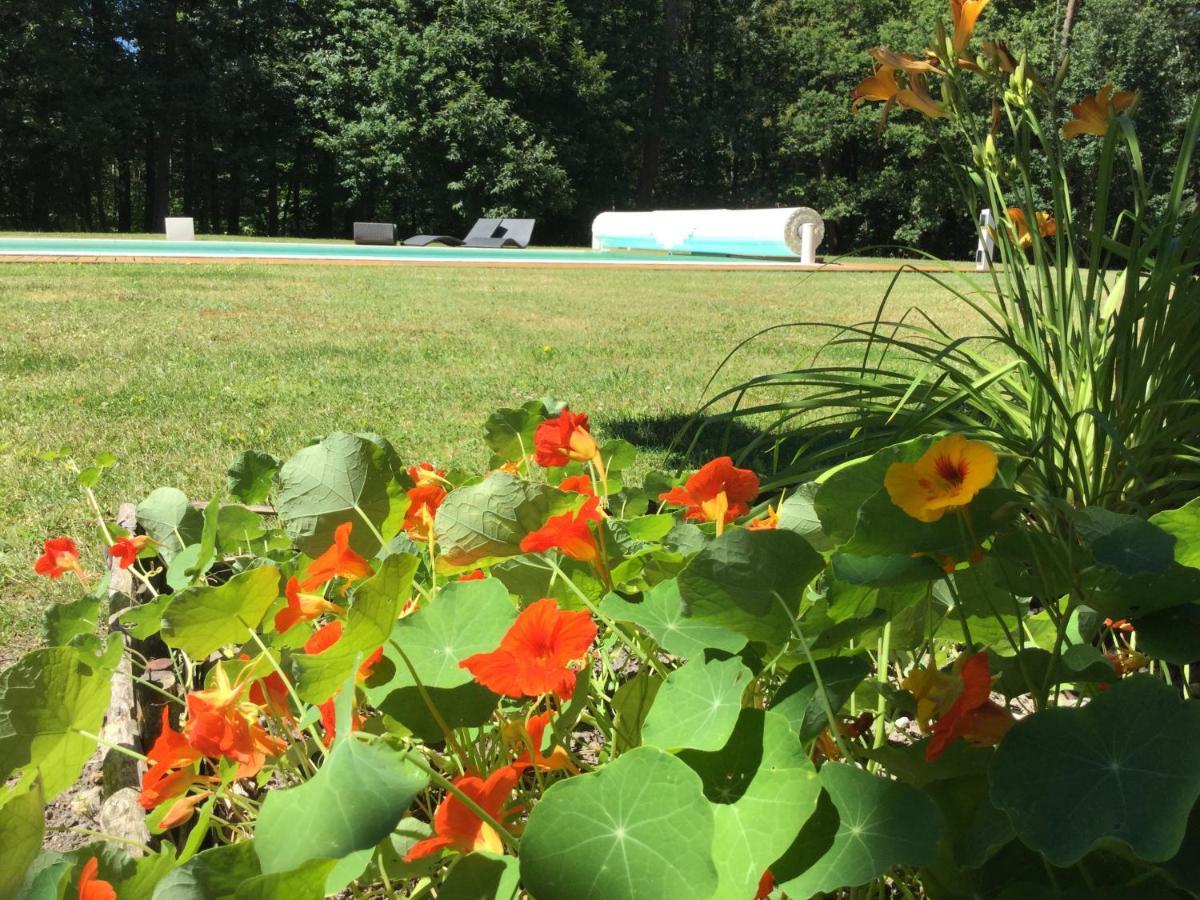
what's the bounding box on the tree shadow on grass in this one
[605,412,877,483]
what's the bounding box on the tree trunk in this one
[636,0,692,208]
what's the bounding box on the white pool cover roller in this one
[591,207,824,261]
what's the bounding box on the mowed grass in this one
[0,260,978,653]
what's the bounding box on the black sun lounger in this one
[403,217,535,249]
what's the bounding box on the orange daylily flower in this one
[274,576,345,635]
[404,484,447,542]
[853,66,946,121]
[407,462,446,487]
[534,408,600,468]
[461,597,598,700]
[950,0,989,54]
[519,495,604,564]
[926,652,1014,761]
[558,474,597,496]
[659,456,760,533]
[507,711,577,773]
[108,534,154,569]
[298,521,373,593]
[34,536,85,581]
[1062,84,1136,139]
[896,73,948,119]
[884,434,998,523]
[1006,207,1056,250]
[852,64,899,111]
[403,765,522,861]
[746,505,779,530]
[869,47,943,74]
[184,667,286,777]
[78,857,116,900]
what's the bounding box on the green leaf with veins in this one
[161,565,281,658]
[599,579,747,659]
[519,746,719,900]
[641,653,752,752]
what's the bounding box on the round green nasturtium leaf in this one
[641,653,752,752]
[292,553,418,704]
[678,528,824,646]
[276,431,404,557]
[841,485,1020,559]
[254,738,428,891]
[434,472,575,568]
[0,647,116,800]
[379,577,518,692]
[774,762,944,897]
[770,654,870,740]
[989,675,1200,866]
[234,858,338,900]
[520,746,719,900]
[813,436,934,544]
[227,450,281,506]
[215,505,269,551]
[599,579,747,659]
[152,842,262,899]
[1131,604,1200,665]
[1152,496,1200,570]
[1073,507,1176,576]
[438,851,520,900]
[679,710,821,899]
[135,486,204,562]
[0,779,43,899]
[482,401,547,463]
[161,565,281,658]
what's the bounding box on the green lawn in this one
[0,260,977,653]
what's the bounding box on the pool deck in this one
[0,237,956,272]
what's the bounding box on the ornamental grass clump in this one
[695,0,1200,514]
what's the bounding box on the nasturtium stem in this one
[387,639,468,770]
[774,592,856,763]
[873,621,891,751]
[73,729,147,762]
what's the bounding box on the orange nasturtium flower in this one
[407,461,446,487]
[755,870,775,900]
[557,474,596,496]
[506,711,577,773]
[403,483,447,542]
[138,708,215,829]
[403,765,523,861]
[534,408,600,468]
[108,534,154,569]
[461,597,598,700]
[1006,207,1056,250]
[34,536,85,581]
[884,434,998,523]
[901,663,960,732]
[659,456,760,532]
[1062,83,1136,139]
[77,857,116,900]
[519,495,604,564]
[925,652,1014,761]
[298,521,373,593]
[950,0,990,54]
[458,568,488,582]
[184,667,286,777]
[274,576,345,635]
[746,505,779,531]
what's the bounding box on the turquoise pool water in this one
[0,237,807,268]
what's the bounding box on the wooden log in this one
[97,502,151,854]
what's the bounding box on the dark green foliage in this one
[0,0,1195,250]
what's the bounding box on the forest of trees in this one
[1,0,1196,254]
